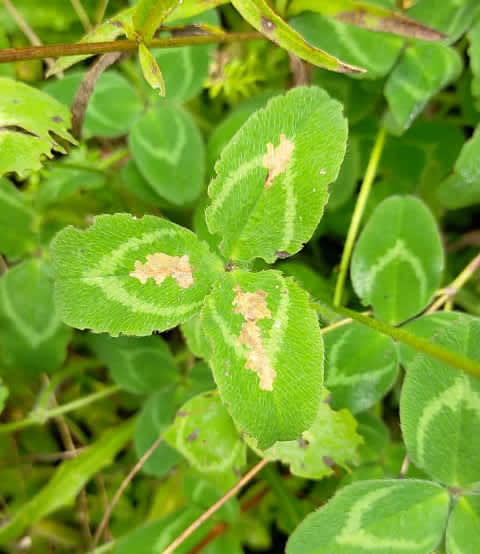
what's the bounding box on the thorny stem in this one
[160,459,270,554]
[312,302,480,379]
[0,385,121,434]
[426,252,480,314]
[0,32,263,64]
[333,126,387,306]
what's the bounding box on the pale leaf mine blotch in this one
[262,133,295,188]
[130,253,194,288]
[233,285,276,391]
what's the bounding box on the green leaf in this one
[44,71,143,139]
[0,418,135,545]
[88,334,178,394]
[469,20,480,109]
[252,394,362,479]
[0,178,38,259]
[276,260,334,305]
[0,259,71,374]
[206,86,348,263]
[351,195,444,325]
[446,495,480,554]
[288,0,446,40]
[121,160,168,208]
[0,78,76,178]
[437,124,480,210]
[201,269,324,449]
[356,412,389,463]
[328,137,361,210]
[324,322,399,413]
[385,42,462,132]
[134,0,181,42]
[134,388,182,477]
[181,314,212,360]
[138,43,166,96]
[51,213,224,336]
[286,479,450,554]
[400,317,480,487]
[407,0,479,44]
[165,392,247,487]
[230,0,364,73]
[129,104,205,205]
[398,311,465,369]
[34,167,106,211]
[291,12,402,79]
[0,378,8,415]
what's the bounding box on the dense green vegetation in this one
[0,1,480,553]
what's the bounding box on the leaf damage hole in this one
[262,133,295,188]
[233,285,276,391]
[130,253,194,288]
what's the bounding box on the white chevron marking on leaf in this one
[416,374,480,468]
[363,239,428,300]
[207,155,263,219]
[336,485,436,549]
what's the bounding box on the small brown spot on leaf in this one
[130,253,194,288]
[261,17,275,34]
[186,429,199,442]
[52,115,63,123]
[275,251,291,260]
[298,438,309,449]
[176,411,190,418]
[323,456,335,468]
[233,286,276,391]
[263,134,295,188]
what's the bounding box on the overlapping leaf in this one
[0,418,135,544]
[0,78,76,177]
[201,270,324,448]
[324,322,398,413]
[231,0,364,73]
[446,495,480,554]
[437,124,480,210]
[469,20,480,109]
[88,334,178,394]
[134,0,181,42]
[0,179,38,259]
[134,388,183,477]
[408,0,479,44]
[51,214,224,336]
[165,392,247,487]
[181,314,212,360]
[129,103,205,205]
[398,311,465,369]
[291,12,402,79]
[351,196,444,325]
[287,480,450,554]
[385,42,462,132]
[0,258,71,374]
[206,87,348,263]
[401,317,480,487]
[288,0,446,40]
[44,71,143,138]
[251,395,362,479]
[0,379,8,415]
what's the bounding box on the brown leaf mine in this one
[233,286,276,391]
[262,133,295,188]
[130,253,194,288]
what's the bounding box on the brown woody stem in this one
[0,32,263,64]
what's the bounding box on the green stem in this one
[90,540,116,554]
[0,385,121,434]
[0,32,263,64]
[36,357,101,412]
[333,126,387,306]
[312,302,480,379]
